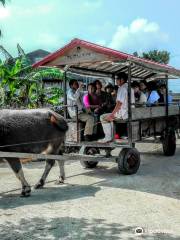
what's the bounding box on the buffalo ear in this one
[50,115,57,124]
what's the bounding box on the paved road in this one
[0,142,180,239]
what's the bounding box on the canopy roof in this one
[33,38,180,80]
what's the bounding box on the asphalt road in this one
[0,142,180,239]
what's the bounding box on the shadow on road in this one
[0,184,100,209]
[79,149,180,201]
[0,146,180,204]
[0,217,179,240]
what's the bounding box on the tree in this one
[133,50,170,64]
[0,58,65,108]
[0,0,6,5]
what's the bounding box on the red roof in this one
[33,38,173,71]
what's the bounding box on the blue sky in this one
[0,0,180,91]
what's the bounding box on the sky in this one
[0,0,180,91]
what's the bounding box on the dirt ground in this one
[0,142,180,240]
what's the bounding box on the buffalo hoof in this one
[21,186,31,197]
[34,179,44,189]
[55,177,64,185]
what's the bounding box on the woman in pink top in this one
[83,83,100,113]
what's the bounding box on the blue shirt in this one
[168,95,173,104]
[147,91,160,106]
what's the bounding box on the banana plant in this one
[0,59,23,106]
[0,58,65,108]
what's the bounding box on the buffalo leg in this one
[55,160,65,184]
[34,159,55,189]
[6,158,31,197]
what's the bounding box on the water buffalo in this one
[0,109,68,197]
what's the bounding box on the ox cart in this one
[34,39,180,175]
[63,77,180,174]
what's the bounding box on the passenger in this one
[98,73,135,143]
[94,79,106,104]
[139,80,148,94]
[67,79,94,141]
[158,84,173,104]
[105,83,114,94]
[146,81,160,106]
[83,83,100,113]
[94,80,114,114]
[131,81,147,106]
[104,84,116,112]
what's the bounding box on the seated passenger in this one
[131,81,147,106]
[158,84,173,104]
[98,73,135,143]
[67,79,94,141]
[105,83,114,94]
[139,80,148,94]
[83,83,100,113]
[94,80,115,114]
[104,84,116,112]
[146,81,160,106]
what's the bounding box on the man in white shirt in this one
[67,79,94,141]
[98,73,135,143]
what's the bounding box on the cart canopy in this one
[33,38,180,80]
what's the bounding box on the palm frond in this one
[0,0,6,6]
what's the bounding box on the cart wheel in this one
[117,148,140,175]
[80,147,99,168]
[162,132,176,156]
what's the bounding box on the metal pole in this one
[63,71,67,119]
[112,73,115,86]
[75,105,80,143]
[165,75,169,129]
[127,64,133,147]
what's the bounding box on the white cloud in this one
[109,18,169,53]
[130,18,159,33]
[0,6,10,19]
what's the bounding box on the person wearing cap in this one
[98,72,135,143]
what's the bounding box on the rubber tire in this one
[117,148,140,175]
[162,132,176,156]
[80,148,99,168]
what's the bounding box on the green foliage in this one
[0,0,6,6]
[0,59,23,105]
[133,50,170,64]
[45,87,64,105]
[0,58,65,108]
